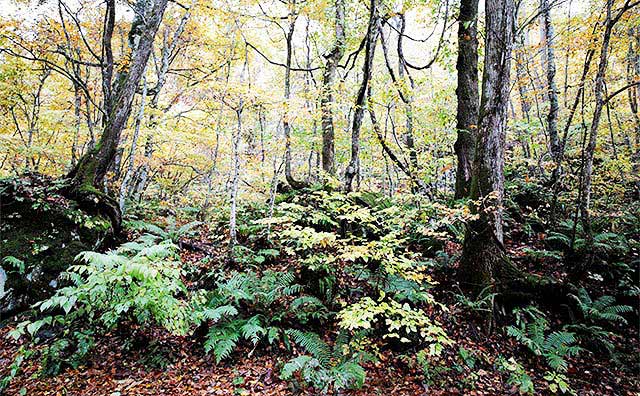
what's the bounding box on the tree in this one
[344,0,379,192]
[66,0,169,228]
[540,0,560,165]
[131,2,194,198]
[628,27,640,198]
[458,0,515,289]
[577,0,638,263]
[453,0,479,199]
[282,0,306,189]
[320,0,346,175]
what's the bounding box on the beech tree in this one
[577,0,638,264]
[66,0,170,227]
[458,0,515,289]
[453,0,479,199]
[320,0,346,175]
[541,0,560,165]
[343,0,379,192]
[2,0,640,393]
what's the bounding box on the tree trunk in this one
[378,15,425,194]
[578,0,615,245]
[132,3,192,197]
[396,15,420,186]
[515,37,532,123]
[320,0,346,175]
[458,0,515,290]
[71,84,82,166]
[118,76,147,213]
[453,0,479,199]
[344,0,379,192]
[541,0,560,164]
[514,34,533,160]
[283,6,306,189]
[229,109,242,251]
[65,0,169,229]
[628,28,640,199]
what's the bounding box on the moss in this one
[0,176,108,313]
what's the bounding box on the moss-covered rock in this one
[0,175,113,315]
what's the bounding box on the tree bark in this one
[344,0,379,192]
[320,0,346,175]
[71,83,82,166]
[458,0,515,290]
[378,15,426,194]
[229,108,242,251]
[395,15,420,185]
[453,0,479,199]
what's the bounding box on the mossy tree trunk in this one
[65,0,169,230]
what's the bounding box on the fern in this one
[199,305,238,322]
[571,288,632,325]
[564,324,615,354]
[124,218,201,243]
[2,256,25,274]
[331,361,366,390]
[454,285,496,314]
[281,330,367,393]
[201,269,310,362]
[241,315,266,345]
[507,307,582,373]
[204,321,242,363]
[290,296,330,322]
[286,329,332,366]
[6,237,192,381]
[546,231,572,249]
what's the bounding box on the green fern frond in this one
[174,221,203,239]
[201,305,238,322]
[544,331,576,349]
[546,232,572,248]
[205,322,242,363]
[285,329,333,366]
[241,315,265,345]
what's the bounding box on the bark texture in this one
[628,28,640,199]
[283,4,307,190]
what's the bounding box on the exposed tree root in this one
[460,233,579,314]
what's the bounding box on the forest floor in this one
[1,232,639,395]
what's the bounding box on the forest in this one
[0,0,638,394]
